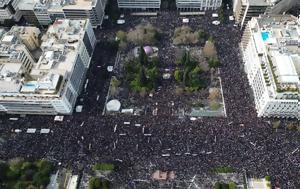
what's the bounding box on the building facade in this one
[241,15,300,119]
[233,0,279,29]
[176,0,222,12]
[10,26,41,51]
[17,0,106,28]
[117,0,161,10]
[0,0,21,23]
[0,19,96,115]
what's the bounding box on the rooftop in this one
[34,0,97,10]
[250,14,300,93]
[0,19,88,99]
[0,0,11,8]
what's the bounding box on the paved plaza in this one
[0,10,299,189]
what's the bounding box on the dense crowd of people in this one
[0,8,299,189]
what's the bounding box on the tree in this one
[93,163,115,171]
[209,88,221,101]
[214,182,221,189]
[265,176,271,181]
[146,67,158,83]
[203,40,217,59]
[116,31,127,42]
[183,67,190,86]
[139,46,148,66]
[174,69,183,82]
[14,181,26,189]
[222,183,229,189]
[111,76,121,88]
[32,172,50,186]
[229,182,237,189]
[287,123,295,130]
[0,161,9,182]
[89,177,101,189]
[138,67,147,87]
[36,160,53,176]
[208,58,220,68]
[272,120,281,129]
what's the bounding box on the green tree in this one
[229,182,237,189]
[174,69,183,82]
[222,183,229,189]
[180,51,187,65]
[111,76,121,88]
[36,160,53,176]
[139,46,148,66]
[89,177,101,189]
[0,161,9,182]
[208,58,220,68]
[14,181,26,189]
[137,67,147,87]
[214,182,221,189]
[183,67,190,86]
[188,66,203,89]
[32,172,50,186]
[265,176,271,181]
[146,67,158,82]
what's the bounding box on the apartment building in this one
[0,19,96,115]
[117,0,161,10]
[176,0,222,12]
[17,0,106,28]
[233,0,280,29]
[241,15,300,119]
[10,26,41,51]
[0,0,21,23]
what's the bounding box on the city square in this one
[0,7,299,188]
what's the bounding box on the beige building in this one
[10,26,41,51]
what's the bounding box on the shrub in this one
[265,175,271,181]
[93,163,115,171]
[213,166,234,173]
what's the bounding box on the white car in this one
[212,20,220,25]
[182,18,189,23]
[212,13,218,18]
[117,19,125,24]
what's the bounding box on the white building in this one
[0,19,96,115]
[176,0,222,11]
[233,0,280,29]
[17,0,106,28]
[0,0,21,23]
[117,0,161,10]
[241,15,300,119]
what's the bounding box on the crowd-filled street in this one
[0,10,299,189]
